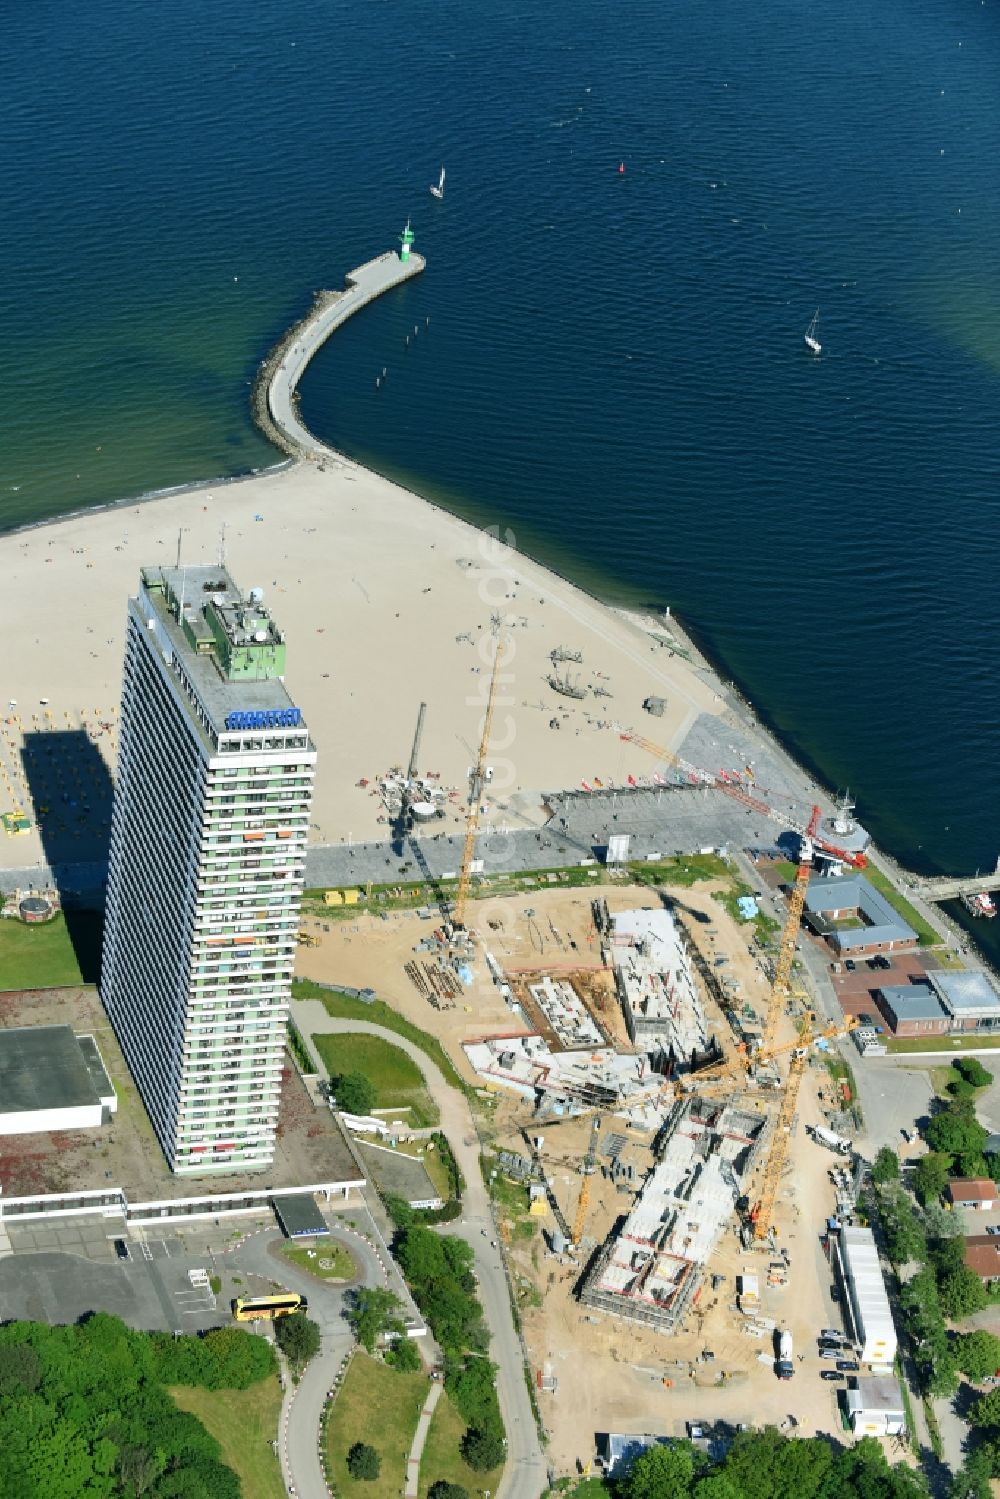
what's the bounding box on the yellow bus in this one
[232,1292,305,1322]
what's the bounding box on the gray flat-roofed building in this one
[875,984,949,1036]
[273,1193,330,1238]
[845,1375,906,1436]
[927,970,1000,1033]
[101,565,315,1176]
[803,875,917,955]
[0,1025,117,1135]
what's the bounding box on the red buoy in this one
[618,161,625,174]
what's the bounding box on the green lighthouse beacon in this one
[399,218,415,263]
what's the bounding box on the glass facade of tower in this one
[101,566,315,1175]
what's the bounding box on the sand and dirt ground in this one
[0,459,730,871]
[293,878,869,1467]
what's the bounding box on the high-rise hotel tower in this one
[101,565,315,1175]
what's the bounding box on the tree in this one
[334,1071,376,1116]
[347,1443,381,1481]
[913,1152,951,1206]
[926,1107,988,1162]
[947,1078,977,1103]
[274,1312,321,1368]
[922,1201,964,1241]
[954,1331,1000,1382]
[461,1427,506,1472]
[0,1342,41,1396]
[956,1058,993,1089]
[387,1334,422,1372]
[348,1288,403,1353]
[618,1441,696,1499]
[880,1190,927,1266]
[959,1153,991,1180]
[947,1447,997,1499]
[938,1265,988,1320]
[119,1443,163,1496]
[969,1387,1000,1429]
[429,1485,468,1499]
[693,1478,742,1499]
[872,1146,900,1184]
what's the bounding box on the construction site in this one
[291,631,894,1466]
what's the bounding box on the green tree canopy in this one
[954,1331,1000,1382]
[429,1484,469,1499]
[334,1071,377,1116]
[938,1265,988,1320]
[347,1442,381,1480]
[955,1058,993,1089]
[347,1288,404,1353]
[913,1152,951,1207]
[617,1441,697,1499]
[274,1312,321,1368]
[969,1387,1000,1429]
[926,1105,988,1161]
[461,1427,506,1472]
[387,1334,422,1372]
[872,1147,900,1184]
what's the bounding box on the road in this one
[291,1000,547,1499]
[236,1226,387,1499]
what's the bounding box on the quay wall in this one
[252,249,426,460]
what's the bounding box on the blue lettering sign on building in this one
[224,708,302,731]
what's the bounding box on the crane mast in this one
[454,634,505,930]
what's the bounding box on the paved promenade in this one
[266,250,426,459]
[291,1000,547,1499]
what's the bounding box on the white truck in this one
[776,1328,794,1380]
[811,1124,852,1156]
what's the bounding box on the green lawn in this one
[862,866,942,947]
[312,1031,439,1128]
[888,1034,1000,1054]
[294,979,471,1096]
[391,1137,456,1201]
[326,1352,429,1499]
[629,853,730,887]
[926,1063,994,1099]
[170,1378,285,1499]
[280,1240,357,1282]
[0,911,88,989]
[417,1390,504,1499]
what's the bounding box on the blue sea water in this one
[1,0,999,953]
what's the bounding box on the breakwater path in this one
[255,249,426,459]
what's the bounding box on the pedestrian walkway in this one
[290,1000,546,1499]
[405,1378,443,1497]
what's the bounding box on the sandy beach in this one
[0,455,740,872]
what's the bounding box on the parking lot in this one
[0,1214,277,1333]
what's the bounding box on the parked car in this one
[821,1328,843,1341]
[986,1226,1000,1237]
[837,1360,860,1373]
[114,1239,130,1261]
[821,1371,845,1382]
[821,1348,841,1360]
[845,959,857,972]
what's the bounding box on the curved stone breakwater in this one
[252,248,426,460]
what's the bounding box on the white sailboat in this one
[804,310,821,354]
[429,166,445,200]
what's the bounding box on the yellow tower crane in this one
[572,1115,602,1245]
[750,1017,858,1242]
[453,631,506,931]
